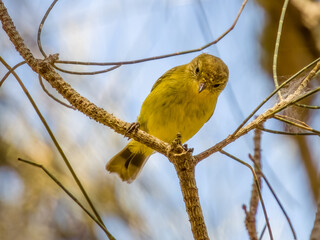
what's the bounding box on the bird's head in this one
[188,53,229,94]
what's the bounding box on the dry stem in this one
[243,128,263,240]
[195,60,320,163]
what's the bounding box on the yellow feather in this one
[106,53,229,182]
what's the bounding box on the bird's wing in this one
[150,66,179,92]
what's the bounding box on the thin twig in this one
[220,150,273,240]
[258,126,317,136]
[38,0,122,75]
[274,115,320,135]
[259,172,297,240]
[40,0,248,66]
[0,54,107,234]
[294,103,320,109]
[291,87,320,105]
[17,158,115,240]
[259,225,267,240]
[275,114,311,128]
[37,0,59,58]
[245,135,297,239]
[39,74,76,110]
[0,60,25,87]
[273,0,289,100]
[295,61,320,94]
[53,64,121,75]
[271,87,320,116]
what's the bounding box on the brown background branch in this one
[243,128,263,240]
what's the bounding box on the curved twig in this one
[272,0,289,99]
[18,158,115,240]
[53,64,121,75]
[37,0,58,58]
[39,0,248,66]
[294,103,320,109]
[258,126,317,136]
[274,115,320,135]
[0,60,25,87]
[0,54,113,237]
[38,74,76,110]
[220,150,273,240]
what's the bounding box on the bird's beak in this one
[198,82,206,93]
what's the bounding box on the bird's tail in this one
[106,141,152,183]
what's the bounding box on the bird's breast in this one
[138,80,218,143]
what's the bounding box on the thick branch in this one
[0,0,169,156]
[168,142,209,240]
[243,128,263,240]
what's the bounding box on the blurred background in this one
[0,0,320,239]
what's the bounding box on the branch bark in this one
[243,128,263,240]
[168,141,209,240]
[0,0,169,158]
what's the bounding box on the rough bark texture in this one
[244,128,263,240]
[168,142,209,240]
[0,0,169,157]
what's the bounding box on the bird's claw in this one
[182,144,194,153]
[172,133,182,146]
[171,133,194,154]
[125,122,140,139]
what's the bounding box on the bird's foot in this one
[168,133,195,167]
[172,133,182,148]
[182,144,194,153]
[125,122,140,139]
[171,133,193,154]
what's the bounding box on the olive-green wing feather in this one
[150,66,179,92]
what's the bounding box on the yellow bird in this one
[106,53,229,182]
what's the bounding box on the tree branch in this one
[168,139,209,240]
[243,128,263,240]
[194,60,320,163]
[0,0,169,158]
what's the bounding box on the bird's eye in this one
[195,66,200,74]
[213,84,220,88]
